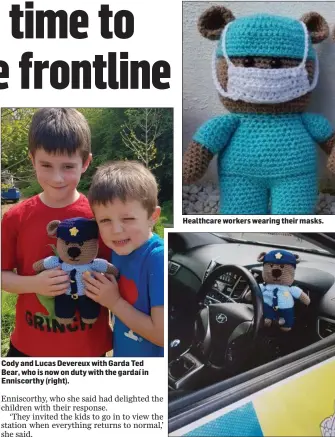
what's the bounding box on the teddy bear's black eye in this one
[280,265,284,269]
[270,264,274,268]
[78,241,84,247]
[65,241,70,245]
[243,57,255,68]
[270,58,282,69]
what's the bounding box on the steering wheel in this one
[194,265,263,370]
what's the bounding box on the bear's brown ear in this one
[198,6,235,40]
[47,220,61,237]
[294,254,301,264]
[257,252,267,263]
[300,12,329,43]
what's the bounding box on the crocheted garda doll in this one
[183,7,335,214]
[258,249,310,331]
[33,217,118,325]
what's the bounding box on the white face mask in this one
[212,21,319,104]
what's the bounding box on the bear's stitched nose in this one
[272,268,282,278]
[67,247,81,259]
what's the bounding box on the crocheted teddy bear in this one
[257,249,310,331]
[183,6,335,214]
[321,402,335,437]
[33,217,118,325]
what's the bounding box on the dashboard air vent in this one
[169,262,180,276]
[318,317,335,339]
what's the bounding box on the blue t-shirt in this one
[111,234,164,357]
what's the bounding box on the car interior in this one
[168,232,335,402]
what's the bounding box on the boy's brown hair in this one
[88,161,158,216]
[28,108,91,162]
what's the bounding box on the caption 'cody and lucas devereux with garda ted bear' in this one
[183,6,335,214]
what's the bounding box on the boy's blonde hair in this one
[88,161,158,216]
[29,108,91,162]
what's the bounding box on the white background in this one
[0,359,167,436]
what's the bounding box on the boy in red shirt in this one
[1,108,111,357]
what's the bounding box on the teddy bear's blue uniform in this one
[193,14,334,214]
[43,256,108,296]
[43,257,109,321]
[260,284,302,328]
[194,112,333,214]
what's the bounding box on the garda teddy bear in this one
[257,249,310,331]
[33,217,118,325]
[183,6,335,214]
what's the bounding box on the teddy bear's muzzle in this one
[67,246,81,259]
[272,269,282,279]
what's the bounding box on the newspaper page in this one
[1,1,335,437]
[0,0,173,435]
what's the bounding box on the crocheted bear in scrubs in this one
[183,7,335,214]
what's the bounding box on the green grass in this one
[154,200,173,238]
[161,200,173,225]
[1,292,17,356]
[21,180,42,198]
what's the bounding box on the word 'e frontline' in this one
[0,3,171,90]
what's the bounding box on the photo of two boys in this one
[1,107,173,358]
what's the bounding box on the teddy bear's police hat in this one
[263,249,297,267]
[57,217,98,242]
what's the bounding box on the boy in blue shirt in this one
[84,161,164,357]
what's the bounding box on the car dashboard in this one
[169,240,335,340]
[203,267,248,305]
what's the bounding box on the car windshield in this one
[213,233,332,255]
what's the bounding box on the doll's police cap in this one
[263,249,297,267]
[57,217,99,242]
[217,14,315,60]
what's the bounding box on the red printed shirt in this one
[1,194,112,357]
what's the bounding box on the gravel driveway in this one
[183,182,335,215]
